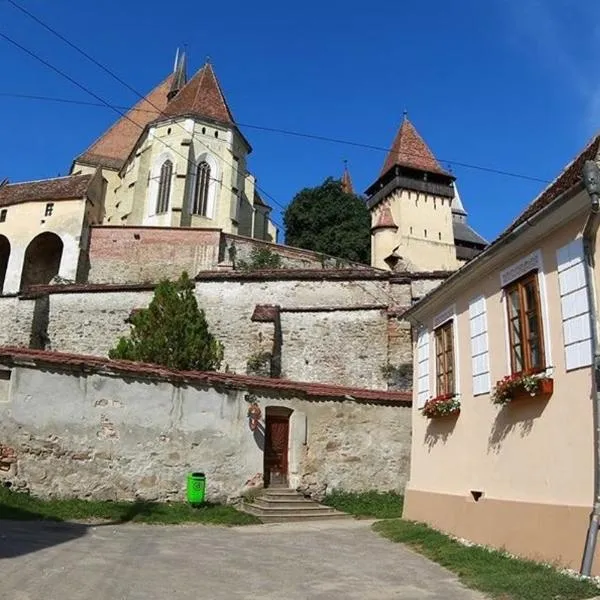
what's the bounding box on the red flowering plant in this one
[491,370,550,405]
[421,393,461,418]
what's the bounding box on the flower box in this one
[421,394,461,419]
[492,372,553,405]
[509,377,554,401]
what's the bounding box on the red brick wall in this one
[88,226,221,283]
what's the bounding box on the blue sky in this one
[1,0,599,241]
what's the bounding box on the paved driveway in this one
[1,519,485,599]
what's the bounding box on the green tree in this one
[284,177,370,264]
[109,272,223,371]
[237,246,283,271]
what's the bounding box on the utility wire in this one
[0,31,284,230]
[0,91,551,186]
[3,0,290,211]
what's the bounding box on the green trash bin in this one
[187,472,206,505]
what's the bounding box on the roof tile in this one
[163,63,234,124]
[0,174,92,208]
[381,117,448,177]
[76,74,175,170]
[0,346,412,405]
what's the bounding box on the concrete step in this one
[242,503,352,523]
[252,497,316,510]
[241,488,351,523]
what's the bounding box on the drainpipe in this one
[580,159,600,576]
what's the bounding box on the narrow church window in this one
[0,210,6,223]
[410,226,413,234]
[214,131,219,138]
[438,232,441,240]
[202,127,206,134]
[192,161,211,217]
[45,203,54,217]
[424,229,427,237]
[156,160,173,214]
[167,127,172,135]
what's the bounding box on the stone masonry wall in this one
[42,277,403,388]
[0,296,37,346]
[87,226,221,284]
[0,363,411,502]
[280,309,388,389]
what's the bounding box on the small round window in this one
[214,131,219,138]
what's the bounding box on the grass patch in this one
[322,490,404,519]
[0,486,260,526]
[374,519,600,600]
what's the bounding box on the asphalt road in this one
[1,518,486,599]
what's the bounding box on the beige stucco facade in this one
[404,182,600,572]
[73,116,274,240]
[371,190,459,272]
[0,171,104,294]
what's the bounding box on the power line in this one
[0,91,551,186]
[3,0,290,212]
[0,31,284,230]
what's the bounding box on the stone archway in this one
[20,232,63,290]
[0,235,10,294]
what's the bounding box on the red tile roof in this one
[371,204,398,230]
[0,347,411,405]
[380,117,448,177]
[76,74,175,170]
[0,174,92,207]
[503,134,600,236]
[403,134,600,319]
[163,63,235,124]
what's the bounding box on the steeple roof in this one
[163,62,235,124]
[380,115,448,177]
[341,163,354,194]
[76,73,175,171]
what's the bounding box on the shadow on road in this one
[0,499,157,560]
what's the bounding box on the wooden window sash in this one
[505,271,545,375]
[435,321,455,396]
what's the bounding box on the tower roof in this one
[371,204,398,231]
[76,73,175,171]
[380,115,448,177]
[163,62,235,124]
[341,163,354,194]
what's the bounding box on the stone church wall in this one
[0,350,411,502]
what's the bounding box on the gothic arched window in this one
[192,161,211,216]
[156,159,172,214]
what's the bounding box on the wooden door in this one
[264,414,289,487]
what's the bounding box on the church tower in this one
[366,114,458,272]
[72,53,277,242]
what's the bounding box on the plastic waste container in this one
[187,472,206,505]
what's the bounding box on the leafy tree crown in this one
[284,177,370,264]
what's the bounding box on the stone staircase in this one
[242,488,352,523]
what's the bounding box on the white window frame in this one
[416,328,430,409]
[469,295,490,395]
[557,238,593,371]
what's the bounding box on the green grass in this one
[374,519,600,600]
[322,490,404,519]
[0,486,260,526]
